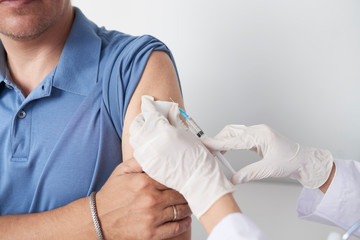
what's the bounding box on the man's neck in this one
[1,6,74,97]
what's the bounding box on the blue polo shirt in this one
[0,8,179,215]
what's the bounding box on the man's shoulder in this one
[74,8,164,56]
[97,28,163,56]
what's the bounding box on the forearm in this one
[0,197,95,240]
[200,193,241,234]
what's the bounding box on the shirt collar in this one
[52,7,102,96]
[0,7,102,96]
[0,42,7,84]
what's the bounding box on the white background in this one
[73,1,359,239]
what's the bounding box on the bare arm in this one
[200,193,241,234]
[122,51,191,240]
[122,50,184,161]
[0,160,191,240]
[0,195,95,239]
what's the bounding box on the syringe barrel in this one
[184,114,236,176]
[186,117,204,138]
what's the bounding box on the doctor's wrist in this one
[199,193,241,234]
[319,162,336,194]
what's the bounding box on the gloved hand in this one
[202,124,334,189]
[129,96,235,218]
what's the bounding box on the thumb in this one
[129,113,147,150]
[129,111,169,150]
[168,103,187,130]
[113,158,143,176]
[231,160,274,185]
[129,113,145,137]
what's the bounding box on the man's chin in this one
[1,30,44,41]
[0,16,53,41]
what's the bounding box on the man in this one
[0,0,191,239]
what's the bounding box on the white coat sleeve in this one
[207,213,268,240]
[296,159,360,237]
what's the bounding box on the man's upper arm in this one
[121,51,191,240]
[122,50,185,162]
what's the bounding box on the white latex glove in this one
[129,96,235,218]
[202,124,334,189]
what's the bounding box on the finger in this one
[202,125,257,151]
[140,110,171,130]
[214,124,251,139]
[129,113,145,137]
[119,158,143,175]
[201,135,232,151]
[231,160,273,184]
[160,189,188,206]
[160,204,192,224]
[140,95,169,123]
[155,216,192,240]
[141,95,158,113]
[168,104,187,130]
[153,100,175,118]
[112,159,143,176]
[130,112,170,149]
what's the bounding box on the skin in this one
[0,0,70,40]
[121,50,191,240]
[0,160,192,239]
[118,50,192,240]
[124,158,242,236]
[0,0,191,239]
[200,193,241,234]
[0,0,74,96]
[319,163,336,194]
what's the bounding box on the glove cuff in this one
[180,158,235,218]
[296,145,334,189]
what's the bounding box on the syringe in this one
[178,108,236,176]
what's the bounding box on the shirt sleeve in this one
[208,213,268,240]
[296,159,360,237]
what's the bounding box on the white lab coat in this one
[208,159,360,240]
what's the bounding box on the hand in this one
[96,159,192,240]
[202,124,334,189]
[129,96,235,218]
